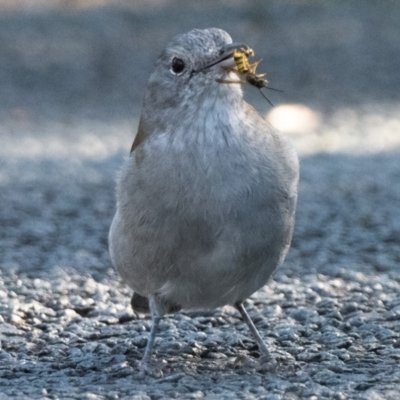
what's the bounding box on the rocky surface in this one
[1,1,400,399]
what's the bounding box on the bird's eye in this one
[170,58,185,75]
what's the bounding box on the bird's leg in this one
[235,302,277,371]
[139,296,165,378]
[141,315,160,362]
[139,315,162,377]
[236,302,270,356]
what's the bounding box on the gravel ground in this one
[1,1,400,399]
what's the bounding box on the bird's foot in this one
[257,353,278,372]
[233,354,256,369]
[233,353,277,372]
[139,358,165,378]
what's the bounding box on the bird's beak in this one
[199,42,252,71]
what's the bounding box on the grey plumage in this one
[109,28,299,376]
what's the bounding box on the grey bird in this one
[109,28,299,376]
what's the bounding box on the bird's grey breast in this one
[112,108,298,308]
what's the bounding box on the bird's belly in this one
[109,175,287,309]
[109,139,294,309]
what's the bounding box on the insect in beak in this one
[193,42,282,107]
[196,42,252,72]
[220,46,283,107]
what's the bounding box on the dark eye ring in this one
[170,57,185,75]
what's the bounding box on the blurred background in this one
[1,0,400,158]
[1,0,400,279]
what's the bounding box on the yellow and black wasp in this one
[232,48,254,74]
[233,49,281,106]
[198,43,281,106]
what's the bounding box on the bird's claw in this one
[233,353,277,372]
[257,354,278,372]
[139,358,165,378]
[233,354,257,368]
